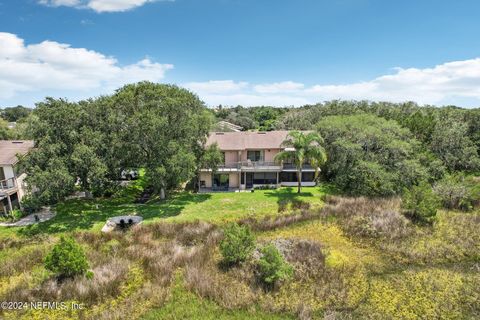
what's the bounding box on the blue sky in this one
[1,0,480,107]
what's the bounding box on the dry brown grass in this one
[2,199,477,319]
[0,235,49,251]
[1,220,222,319]
[183,245,256,310]
[240,209,324,232]
[0,246,50,277]
[322,196,411,240]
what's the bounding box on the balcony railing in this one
[213,161,281,170]
[217,163,241,169]
[0,178,16,190]
[203,161,314,171]
[239,161,280,168]
[282,163,314,170]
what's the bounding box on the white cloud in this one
[39,0,81,6]
[254,81,304,94]
[305,58,480,105]
[0,32,173,101]
[185,58,480,107]
[88,0,159,13]
[198,94,310,107]
[39,0,167,13]
[2,32,480,108]
[184,80,249,94]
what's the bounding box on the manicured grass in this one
[1,183,330,238]
[161,186,329,223]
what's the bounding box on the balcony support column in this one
[6,194,13,214]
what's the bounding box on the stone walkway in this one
[0,207,55,227]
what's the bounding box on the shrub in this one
[10,209,24,221]
[434,174,480,211]
[402,182,440,224]
[219,223,255,265]
[44,236,89,278]
[254,185,277,190]
[21,195,43,214]
[257,244,293,286]
[322,196,410,239]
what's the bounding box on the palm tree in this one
[274,131,327,193]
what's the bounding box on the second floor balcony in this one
[201,161,316,172]
[0,177,17,191]
[282,163,315,171]
[239,160,281,171]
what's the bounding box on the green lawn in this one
[1,181,478,320]
[1,183,330,238]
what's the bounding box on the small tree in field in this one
[220,223,255,265]
[258,244,293,287]
[45,236,89,278]
[402,181,440,224]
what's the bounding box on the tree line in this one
[16,82,213,210]
[2,83,479,210]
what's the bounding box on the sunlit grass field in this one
[0,177,478,319]
[0,181,330,238]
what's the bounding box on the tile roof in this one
[0,140,34,165]
[206,131,290,150]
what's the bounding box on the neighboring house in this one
[213,121,243,132]
[0,140,34,215]
[199,131,316,191]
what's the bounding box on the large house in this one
[0,140,34,215]
[199,131,316,191]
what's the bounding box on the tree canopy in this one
[317,114,444,196]
[0,105,32,122]
[22,82,212,204]
[13,88,480,205]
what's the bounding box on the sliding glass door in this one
[213,173,229,191]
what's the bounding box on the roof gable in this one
[206,131,290,150]
[0,140,34,165]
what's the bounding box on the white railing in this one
[239,161,280,168]
[205,161,314,171]
[0,178,16,190]
[282,163,314,170]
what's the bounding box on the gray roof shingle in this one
[206,131,290,150]
[0,140,34,165]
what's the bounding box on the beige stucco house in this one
[199,131,316,191]
[0,140,34,215]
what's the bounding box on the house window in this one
[0,167,5,181]
[221,152,226,164]
[247,150,264,162]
